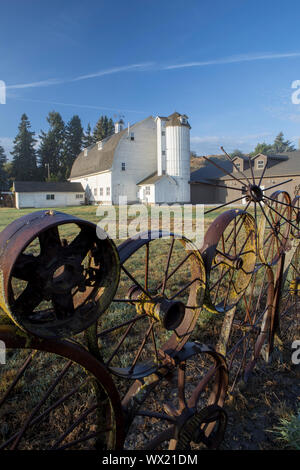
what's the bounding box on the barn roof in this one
[69,128,127,179]
[14,181,84,193]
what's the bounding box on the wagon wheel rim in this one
[0,210,120,338]
[88,231,206,379]
[291,196,300,239]
[275,244,300,344]
[258,191,292,266]
[201,209,256,314]
[0,325,124,450]
[217,263,275,388]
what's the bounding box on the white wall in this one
[138,184,155,204]
[112,117,157,204]
[155,178,178,203]
[70,171,112,204]
[16,192,84,209]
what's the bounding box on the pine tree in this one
[272,132,295,153]
[82,123,94,147]
[38,111,65,181]
[62,115,83,179]
[0,145,7,188]
[11,114,37,181]
[93,115,115,142]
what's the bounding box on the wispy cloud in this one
[5,51,300,91]
[164,52,300,70]
[7,78,65,90]
[6,62,154,90]
[72,62,154,81]
[12,97,146,114]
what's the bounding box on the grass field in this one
[0,204,298,450]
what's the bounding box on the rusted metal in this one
[87,230,206,379]
[0,168,298,450]
[0,210,120,338]
[0,324,125,450]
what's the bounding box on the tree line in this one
[0,112,115,190]
[230,132,296,159]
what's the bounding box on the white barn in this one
[14,181,85,209]
[69,112,191,204]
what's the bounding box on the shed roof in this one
[14,181,84,193]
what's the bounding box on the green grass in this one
[270,408,300,450]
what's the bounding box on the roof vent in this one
[97,141,103,150]
[84,148,88,157]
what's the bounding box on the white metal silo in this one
[165,113,191,202]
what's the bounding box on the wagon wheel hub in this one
[246,184,264,203]
[127,285,185,330]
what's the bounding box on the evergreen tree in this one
[62,115,83,179]
[0,145,7,188]
[230,149,244,158]
[11,114,37,181]
[93,115,115,142]
[82,123,94,147]
[38,111,65,181]
[272,132,295,153]
[252,142,273,155]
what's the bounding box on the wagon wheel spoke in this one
[13,282,44,314]
[12,253,40,282]
[39,226,62,258]
[64,226,94,264]
[0,325,124,450]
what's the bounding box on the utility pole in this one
[45,163,50,180]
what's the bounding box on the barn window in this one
[122,162,126,171]
[145,186,151,196]
[130,132,134,141]
[234,162,241,172]
[162,131,165,136]
[94,188,97,196]
[257,160,264,169]
[162,150,166,156]
[46,194,55,200]
[76,194,83,199]
[100,187,103,196]
[106,187,110,196]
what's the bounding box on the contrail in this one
[164,51,300,69]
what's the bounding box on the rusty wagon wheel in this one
[202,150,294,264]
[274,243,300,345]
[216,263,275,389]
[258,191,292,266]
[291,196,300,239]
[0,210,120,338]
[200,209,256,314]
[86,231,206,380]
[0,324,124,450]
[125,343,228,450]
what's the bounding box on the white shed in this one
[14,181,85,209]
[137,173,178,204]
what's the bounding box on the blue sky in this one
[1,0,300,158]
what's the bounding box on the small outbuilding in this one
[13,181,85,209]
